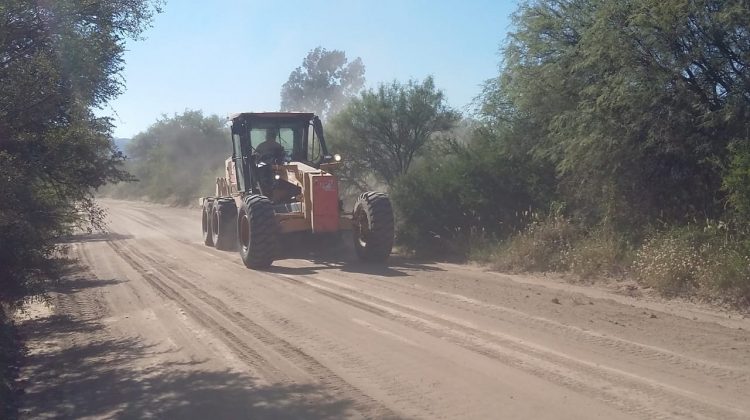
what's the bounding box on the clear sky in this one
[103,0,518,138]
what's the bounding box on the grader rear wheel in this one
[353,192,394,262]
[211,199,238,251]
[201,200,214,247]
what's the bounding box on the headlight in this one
[333,154,342,162]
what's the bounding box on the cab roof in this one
[228,112,315,122]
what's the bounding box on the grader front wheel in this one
[238,195,279,269]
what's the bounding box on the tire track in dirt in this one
[319,270,750,381]
[108,229,743,420]
[117,241,447,419]
[122,205,748,384]
[105,239,399,419]
[265,273,747,420]
[106,202,750,419]
[105,240,278,377]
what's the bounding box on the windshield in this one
[249,120,307,159]
[249,124,303,160]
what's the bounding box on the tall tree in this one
[498,0,750,226]
[280,47,365,119]
[328,76,461,187]
[0,0,161,309]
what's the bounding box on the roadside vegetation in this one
[0,1,162,417]
[389,0,750,307]
[102,111,230,206]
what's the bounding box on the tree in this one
[328,76,461,188]
[280,47,365,119]
[392,128,556,255]
[0,0,161,310]
[111,111,230,205]
[497,0,750,227]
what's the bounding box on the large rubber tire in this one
[237,195,279,269]
[202,200,214,247]
[353,192,394,262]
[211,199,238,251]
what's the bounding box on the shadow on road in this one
[59,232,133,244]
[269,233,446,278]
[268,255,444,278]
[18,271,357,420]
[53,276,127,294]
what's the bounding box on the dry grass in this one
[564,229,632,279]
[633,225,750,305]
[491,213,579,272]
[633,232,702,295]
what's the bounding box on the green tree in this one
[499,0,750,227]
[392,128,555,255]
[0,0,161,310]
[280,47,365,119]
[328,76,461,188]
[113,111,230,205]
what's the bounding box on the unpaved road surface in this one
[18,199,750,419]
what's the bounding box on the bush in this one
[724,139,750,224]
[633,224,750,303]
[564,227,632,279]
[104,111,230,205]
[695,241,750,305]
[391,131,555,257]
[492,208,579,272]
[633,228,703,295]
[0,310,22,420]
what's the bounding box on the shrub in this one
[634,224,750,303]
[564,228,632,279]
[633,229,703,295]
[696,242,750,305]
[492,208,579,272]
[0,310,21,420]
[391,131,555,257]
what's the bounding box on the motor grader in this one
[199,112,394,269]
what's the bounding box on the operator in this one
[255,128,286,163]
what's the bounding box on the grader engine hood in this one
[277,162,340,233]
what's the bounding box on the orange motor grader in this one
[199,112,394,269]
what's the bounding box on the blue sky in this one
[104,0,518,138]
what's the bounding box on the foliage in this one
[391,125,555,255]
[0,310,21,420]
[328,76,461,189]
[381,0,750,307]
[280,47,365,119]
[491,207,580,273]
[0,0,161,309]
[499,0,750,227]
[634,224,750,302]
[106,111,230,205]
[564,227,632,279]
[723,140,750,223]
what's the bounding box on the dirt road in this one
[18,199,750,419]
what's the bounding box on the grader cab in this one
[200,112,394,269]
